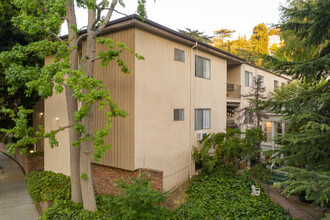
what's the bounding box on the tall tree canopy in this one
[258,0,330,206]
[0,0,147,211]
[0,0,43,131]
[265,0,330,81]
[178,28,212,43]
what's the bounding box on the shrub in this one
[194,128,264,172]
[249,164,272,182]
[41,174,168,220]
[25,170,71,203]
[102,174,168,219]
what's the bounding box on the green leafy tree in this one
[178,28,212,43]
[258,0,330,206]
[250,23,269,55]
[0,0,43,132]
[264,0,330,81]
[0,0,147,211]
[211,28,235,50]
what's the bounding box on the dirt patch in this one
[164,179,192,210]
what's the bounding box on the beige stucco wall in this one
[134,28,227,190]
[227,64,241,85]
[239,64,290,129]
[44,55,71,176]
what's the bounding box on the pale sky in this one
[61,0,288,40]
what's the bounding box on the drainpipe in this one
[188,42,198,178]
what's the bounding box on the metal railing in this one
[226,83,241,98]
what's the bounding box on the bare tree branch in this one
[113,9,129,17]
[76,33,88,46]
[95,0,118,36]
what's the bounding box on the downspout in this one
[189,42,198,178]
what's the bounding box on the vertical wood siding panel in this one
[92,28,135,170]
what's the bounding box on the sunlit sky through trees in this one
[61,0,287,40]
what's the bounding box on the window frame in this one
[195,108,211,130]
[195,55,211,79]
[174,109,184,121]
[245,71,253,87]
[174,48,185,62]
[274,80,279,90]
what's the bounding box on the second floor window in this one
[174,109,184,121]
[195,109,211,130]
[174,48,185,62]
[195,55,211,79]
[274,80,279,90]
[245,71,253,87]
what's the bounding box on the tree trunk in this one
[66,0,82,203]
[80,8,97,211]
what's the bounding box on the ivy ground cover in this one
[170,164,292,219]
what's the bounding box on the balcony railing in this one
[226,83,241,98]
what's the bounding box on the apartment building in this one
[39,15,290,191]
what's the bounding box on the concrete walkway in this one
[0,152,39,220]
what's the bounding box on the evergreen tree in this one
[259,0,330,206]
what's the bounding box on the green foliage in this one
[170,164,292,219]
[258,80,330,206]
[101,174,168,219]
[178,28,212,43]
[25,171,71,203]
[194,128,264,172]
[264,0,330,81]
[262,80,330,171]
[0,0,43,131]
[249,164,272,182]
[0,106,37,154]
[250,23,269,55]
[81,173,87,180]
[278,167,330,207]
[41,175,168,220]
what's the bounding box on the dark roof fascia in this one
[60,14,291,81]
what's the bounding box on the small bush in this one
[41,174,168,220]
[25,170,71,203]
[102,174,168,219]
[249,164,272,181]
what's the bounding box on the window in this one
[195,55,211,79]
[263,121,272,143]
[257,75,264,88]
[195,109,211,130]
[245,71,253,87]
[174,48,185,62]
[274,80,279,90]
[245,110,253,123]
[174,109,184,121]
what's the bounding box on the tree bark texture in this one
[80,8,97,212]
[66,0,83,203]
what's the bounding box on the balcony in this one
[226,83,241,99]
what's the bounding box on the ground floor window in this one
[263,121,272,143]
[195,109,211,130]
